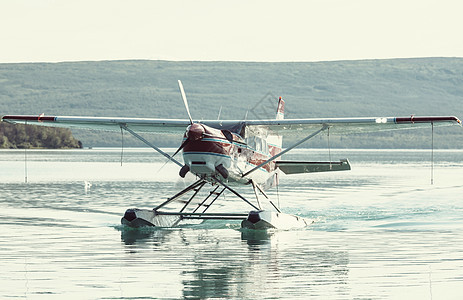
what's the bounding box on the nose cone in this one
[187,123,205,141]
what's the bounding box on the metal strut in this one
[251,180,281,213]
[212,176,260,210]
[155,176,263,215]
[152,177,254,221]
[120,124,183,167]
[192,185,225,214]
[155,211,248,220]
[179,181,207,213]
[153,178,206,211]
[431,122,434,185]
[241,124,329,177]
[251,180,262,210]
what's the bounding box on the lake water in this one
[0,148,462,299]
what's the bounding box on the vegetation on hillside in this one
[0,58,461,148]
[0,122,82,149]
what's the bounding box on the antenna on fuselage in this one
[217,106,222,120]
[178,80,193,125]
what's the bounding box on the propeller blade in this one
[178,80,193,124]
[172,138,190,158]
[156,138,189,174]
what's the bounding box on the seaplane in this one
[2,80,461,230]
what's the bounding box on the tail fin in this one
[276,97,285,120]
[266,97,284,154]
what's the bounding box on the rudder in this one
[276,97,285,120]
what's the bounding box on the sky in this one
[1,0,462,63]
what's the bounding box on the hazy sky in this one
[1,0,462,63]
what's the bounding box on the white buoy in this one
[84,181,92,194]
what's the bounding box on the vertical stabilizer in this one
[266,97,284,159]
[276,97,285,120]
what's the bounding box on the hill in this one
[0,122,82,149]
[0,58,462,148]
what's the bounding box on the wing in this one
[1,115,191,134]
[2,115,461,135]
[239,116,462,135]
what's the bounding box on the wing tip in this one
[395,116,461,125]
[1,115,56,123]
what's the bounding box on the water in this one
[1,148,462,299]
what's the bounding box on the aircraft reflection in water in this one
[120,227,349,299]
[2,80,461,230]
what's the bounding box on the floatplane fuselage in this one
[180,108,283,188]
[121,87,314,230]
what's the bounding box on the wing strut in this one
[120,126,124,166]
[242,124,329,177]
[431,122,434,185]
[120,124,184,167]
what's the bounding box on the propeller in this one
[172,137,190,158]
[178,80,193,124]
[156,135,191,175]
[172,81,205,160]
[174,80,227,179]
[157,80,197,175]
[171,123,205,159]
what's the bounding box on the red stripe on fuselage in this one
[183,139,233,155]
[248,151,274,172]
[182,123,236,155]
[268,144,282,158]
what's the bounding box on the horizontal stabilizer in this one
[276,159,351,174]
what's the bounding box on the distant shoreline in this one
[0,123,82,149]
[2,58,461,148]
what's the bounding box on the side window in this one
[245,136,269,153]
[255,137,261,152]
[245,137,256,150]
[262,139,268,153]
